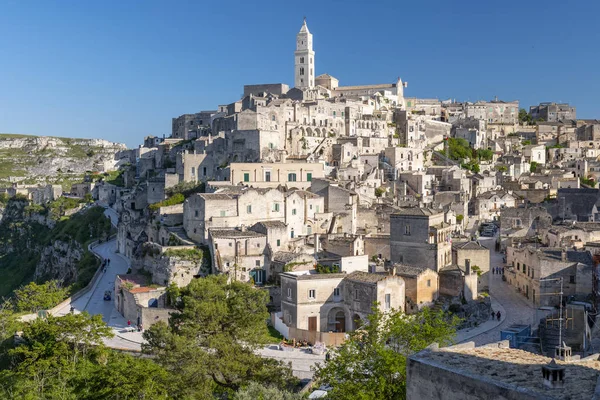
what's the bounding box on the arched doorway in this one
[328,308,346,332]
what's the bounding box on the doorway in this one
[308,316,317,332]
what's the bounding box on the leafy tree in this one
[447,138,471,161]
[530,161,539,173]
[375,186,386,198]
[314,307,459,400]
[456,214,464,224]
[476,149,494,161]
[234,382,302,400]
[522,140,532,146]
[143,275,296,397]
[518,108,532,124]
[13,281,68,313]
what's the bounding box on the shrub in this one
[148,193,185,212]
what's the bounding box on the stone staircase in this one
[166,227,194,245]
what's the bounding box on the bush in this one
[315,264,340,274]
[14,280,69,313]
[148,193,185,212]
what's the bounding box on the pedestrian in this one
[138,324,143,332]
[492,268,495,275]
[491,310,495,320]
[502,267,505,275]
[325,351,331,362]
[70,306,74,314]
[496,311,501,320]
[127,320,131,327]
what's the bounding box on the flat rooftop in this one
[413,343,600,399]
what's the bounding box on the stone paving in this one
[460,236,536,346]
[258,345,325,380]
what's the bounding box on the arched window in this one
[300,57,304,63]
[300,67,305,76]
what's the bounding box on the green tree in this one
[314,307,459,400]
[234,382,302,400]
[13,281,69,313]
[143,275,296,397]
[375,186,386,198]
[530,161,539,173]
[476,149,494,161]
[456,214,464,224]
[518,108,532,124]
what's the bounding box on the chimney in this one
[541,359,565,389]
[561,248,567,262]
[240,224,246,232]
[465,259,471,275]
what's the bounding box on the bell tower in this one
[294,17,315,89]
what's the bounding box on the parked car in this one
[103,290,112,301]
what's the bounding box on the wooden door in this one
[308,316,317,332]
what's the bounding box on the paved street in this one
[54,208,143,351]
[258,346,325,380]
[460,236,536,346]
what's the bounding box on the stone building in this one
[530,102,576,122]
[114,274,172,329]
[225,161,324,190]
[390,207,452,271]
[280,270,404,333]
[465,99,519,125]
[471,190,517,221]
[208,228,269,284]
[506,246,594,306]
[407,341,600,400]
[452,241,491,290]
[393,264,439,313]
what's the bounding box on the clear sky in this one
[1,0,599,148]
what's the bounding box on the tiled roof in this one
[253,220,287,229]
[454,241,489,251]
[392,264,432,277]
[391,207,441,217]
[344,271,391,284]
[209,229,265,239]
[198,193,234,201]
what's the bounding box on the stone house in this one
[471,190,517,221]
[506,246,594,306]
[208,228,269,284]
[226,161,324,190]
[270,251,315,282]
[114,274,173,329]
[522,144,546,165]
[452,241,491,290]
[311,179,358,234]
[393,264,439,313]
[280,270,404,333]
[541,222,600,248]
[390,207,453,272]
[438,262,479,301]
[322,234,364,257]
[470,171,498,197]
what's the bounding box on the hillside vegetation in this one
[0,198,113,297]
[0,133,126,189]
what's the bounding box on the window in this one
[194,210,199,218]
[354,289,360,300]
[291,229,295,238]
[523,264,526,273]
[334,287,340,297]
[307,173,312,181]
[203,167,207,176]
[308,289,316,299]
[214,243,217,249]
[191,167,195,176]
[300,67,305,76]
[220,210,226,217]
[255,260,260,267]
[228,242,232,247]
[243,173,250,182]
[247,205,252,214]
[300,56,304,63]
[427,279,431,287]
[271,115,276,121]
[307,225,312,235]
[288,173,297,182]
[570,275,575,284]
[405,225,411,235]
[226,262,230,267]
[273,203,280,212]
[276,239,281,247]
[309,204,313,210]
[385,294,391,310]
[292,209,297,216]
[316,205,320,213]
[531,269,534,279]
[287,288,292,298]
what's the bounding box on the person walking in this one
[127,320,131,327]
[491,310,495,320]
[496,311,501,321]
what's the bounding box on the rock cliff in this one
[0,133,127,188]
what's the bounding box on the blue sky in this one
[1,0,599,148]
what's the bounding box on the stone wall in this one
[406,350,540,400]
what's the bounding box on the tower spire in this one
[294,17,314,89]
